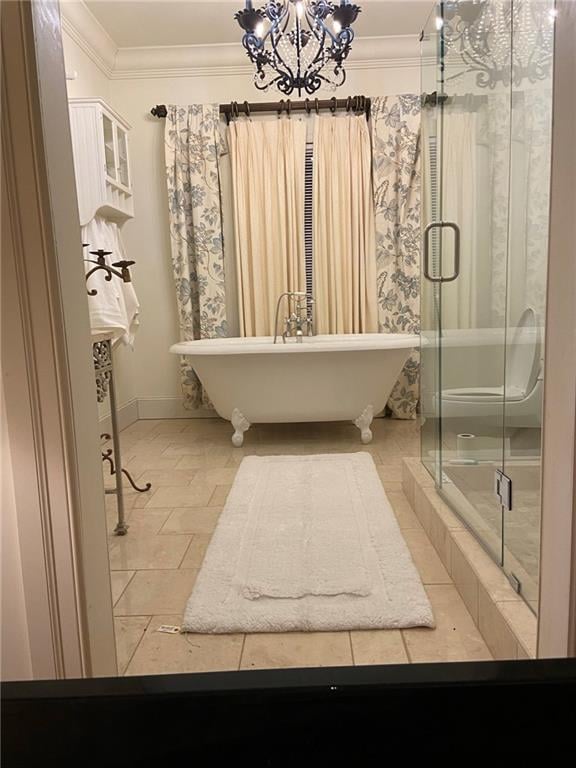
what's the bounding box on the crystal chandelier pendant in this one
[234,0,362,96]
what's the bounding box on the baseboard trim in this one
[98,399,139,434]
[136,397,215,420]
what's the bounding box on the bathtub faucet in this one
[273,291,315,344]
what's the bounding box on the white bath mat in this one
[182,453,434,633]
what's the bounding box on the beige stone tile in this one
[122,445,170,464]
[132,469,198,487]
[424,487,465,530]
[125,615,243,676]
[402,463,415,507]
[451,530,522,604]
[121,419,161,436]
[145,484,215,508]
[426,506,453,575]
[179,534,212,569]
[110,570,135,605]
[160,507,222,535]
[209,484,232,506]
[386,491,422,529]
[161,444,205,457]
[477,584,518,660]
[412,482,432,531]
[176,453,234,470]
[109,534,192,570]
[124,456,181,472]
[192,467,238,486]
[498,601,537,658]
[371,440,404,465]
[106,504,125,534]
[114,569,198,616]
[123,487,156,509]
[450,541,479,624]
[376,464,403,484]
[114,617,150,675]
[350,630,409,665]
[148,420,190,435]
[405,456,435,487]
[403,585,492,663]
[240,632,353,670]
[516,644,531,660]
[380,481,404,494]
[402,529,452,585]
[119,508,172,535]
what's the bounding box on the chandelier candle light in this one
[235,0,361,95]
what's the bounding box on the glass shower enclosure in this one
[420,0,555,613]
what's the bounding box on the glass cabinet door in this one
[102,113,117,181]
[116,126,130,188]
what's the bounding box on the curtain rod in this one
[150,96,371,123]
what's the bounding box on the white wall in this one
[62,23,420,417]
[63,32,137,420]
[109,66,421,416]
[62,31,110,101]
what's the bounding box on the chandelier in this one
[443,0,555,89]
[234,1,362,96]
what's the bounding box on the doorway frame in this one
[1,0,116,678]
[1,0,574,678]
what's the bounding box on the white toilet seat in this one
[442,385,525,403]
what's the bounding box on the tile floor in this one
[105,417,492,675]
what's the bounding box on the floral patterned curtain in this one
[164,105,227,409]
[370,95,421,418]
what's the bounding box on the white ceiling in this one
[81,0,433,48]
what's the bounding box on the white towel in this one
[82,217,140,346]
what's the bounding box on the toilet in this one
[441,308,543,428]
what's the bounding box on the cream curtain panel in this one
[228,119,306,336]
[164,105,227,409]
[371,95,421,418]
[313,115,378,334]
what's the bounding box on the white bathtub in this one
[170,334,418,446]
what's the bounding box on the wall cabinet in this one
[69,98,134,225]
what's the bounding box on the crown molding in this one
[111,34,420,80]
[60,2,420,81]
[60,1,117,77]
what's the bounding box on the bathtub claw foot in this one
[231,408,250,447]
[354,405,374,444]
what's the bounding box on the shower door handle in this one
[423,221,461,283]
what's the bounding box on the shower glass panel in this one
[420,0,554,612]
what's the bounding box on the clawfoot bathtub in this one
[170,334,418,446]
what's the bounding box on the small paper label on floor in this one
[156,625,181,634]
